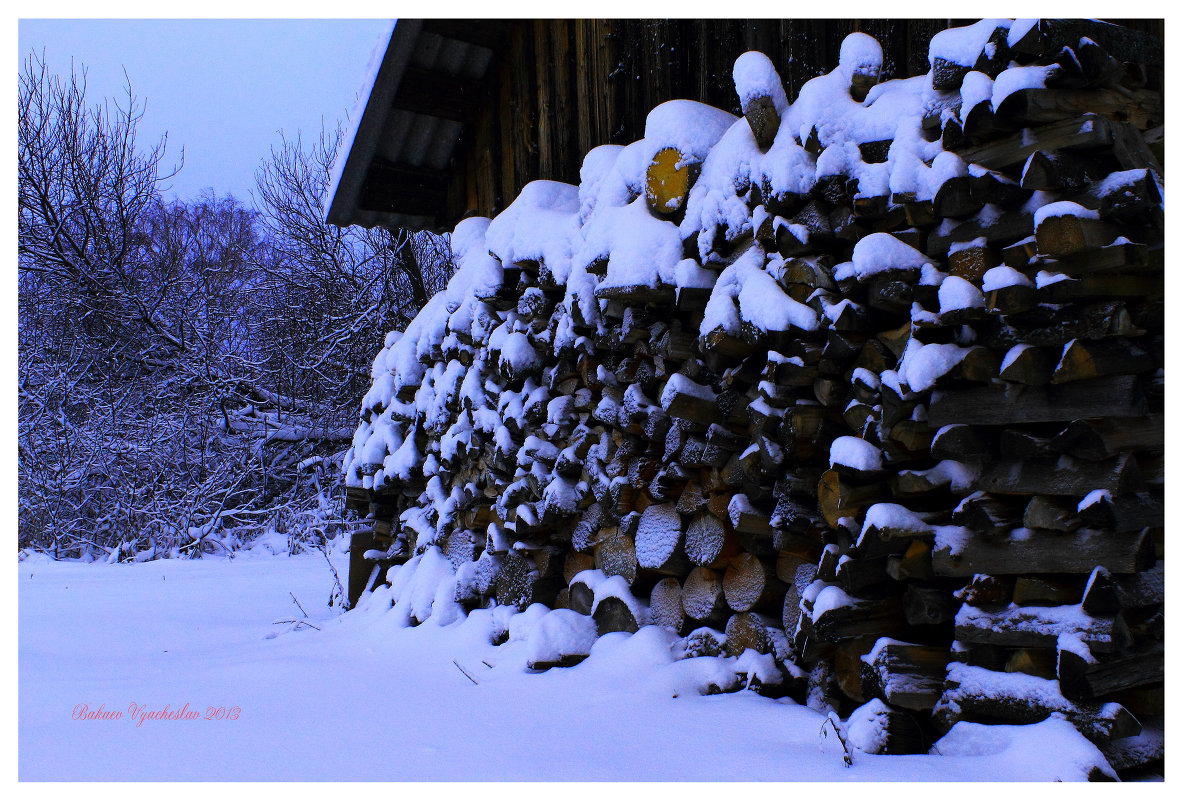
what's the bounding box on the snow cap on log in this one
[830,436,884,473]
[850,233,933,281]
[733,51,788,149]
[485,180,581,284]
[734,51,789,116]
[839,32,884,101]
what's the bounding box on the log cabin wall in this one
[444,18,1163,229]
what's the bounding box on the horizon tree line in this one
[17,51,453,562]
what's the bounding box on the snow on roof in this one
[323,20,398,224]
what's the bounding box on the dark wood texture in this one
[411,19,987,229]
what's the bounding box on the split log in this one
[495,549,541,610]
[683,510,740,568]
[952,113,1113,172]
[347,529,397,607]
[780,560,817,635]
[634,502,693,575]
[954,573,1014,607]
[888,420,936,454]
[1057,640,1163,702]
[770,495,823,538]
[934,527,1151,576]
[891,462,978,498]
[681,566,730,626]
[1021,495,1080,532]
[928,375,1147,427]
[885,540,935,582]
[1099,720,1165,775]
[903,584,957,627]
[974,453,1143,496]
[952,492,1022,535]
[1003,648,1058,680]
[961,98,1003,141]
[1020,149,1105,191]
[593,594,644,635]
[1110,121,1164,176]
[810,590,904,642]
[1011,575,1083,605]
[1053,416,1163,462]
[661,381,720,427]
[1086,169,1164,220]
[818,470,887,528]
[571,505,604,553]
[1035,212,1121,259]
[954,603,1130,654]
[567,572,600,616]
[945,239,993,283]
[675,478,709,516]
[649,577,686,633]
[724,611,789,660]
[1077,492,1163,534]
[727,494,776,537]
[816,544,844,584]
[860,639,948,712]
[643,143,695,214]
[930,22,1010,90]
[932,175,980,218]
[1051,337,1156,384]
[998,345,1057,385]
[742,94,780,150]
[930,424,992,461]
[844,697,928,755]
[832,636,877,703]
[1081,562,1164,616]
[985,283,1037,315]
[723,552,787,613]
[935,663,1142,743]
[593,531,638,586]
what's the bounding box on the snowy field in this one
[19,551,1114,781]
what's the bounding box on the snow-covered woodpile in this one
[343,19,1162,775]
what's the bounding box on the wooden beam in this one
[390,67,486,123]
[419,19,510,51]
[358,159,450,216]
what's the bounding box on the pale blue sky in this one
[19,18,393,203]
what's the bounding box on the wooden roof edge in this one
[324,19,423,229]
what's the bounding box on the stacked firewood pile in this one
[343,18,1162,775]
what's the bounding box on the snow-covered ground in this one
[19,551,1110,781]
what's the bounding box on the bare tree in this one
[251,127,453,435]
[18,53,456,562]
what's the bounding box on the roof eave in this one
[324,19,424,229]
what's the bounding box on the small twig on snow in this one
[289,591,310,618]
[820,713,854,768]
[453,660,479,685]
